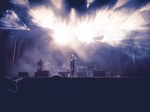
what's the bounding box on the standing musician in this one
[70,54,77,76]
[37,59,43,71]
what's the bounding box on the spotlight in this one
[28,28,30,30]
[87,3,90,8]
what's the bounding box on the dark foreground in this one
[0,76,150,112]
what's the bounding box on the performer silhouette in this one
[70,54,77,76]
[37,59,43,71]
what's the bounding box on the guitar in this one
[37,64,50,71]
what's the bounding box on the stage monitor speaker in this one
[77,66,88,77]
[34,71,49,77]
[93,71,106,77]
[58,72,67,77]
[18,72,29,77]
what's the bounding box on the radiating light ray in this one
[7,0,150,46]
[115,0,130,8]
[70,8,76,22]
[0,10,28,30]
[106,40,150,51]
[75,8,110,44]
[75,16,98,44]
[51,0,62,9]
[28,6,54,29]
[51,18,72,45]
[87,0,94,3]
[28,6,75,45]
[94,8,110,29]
[102,11,146,42]
[75,7,121,43]
[98,11,146,43]
[87,0,94,8]
[139,2,150,11]
[118,11,146,30]
[10,0,30,9]
[26,4,150,46]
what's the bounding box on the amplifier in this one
[77,66,88,77]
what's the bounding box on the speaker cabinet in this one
[18,72,29,77]
[93,71,106,77]
[34,71,49,77]
[77,66,88,77]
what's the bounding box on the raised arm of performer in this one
[70,54,77,61]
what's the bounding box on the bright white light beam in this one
[0,10,28,30]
